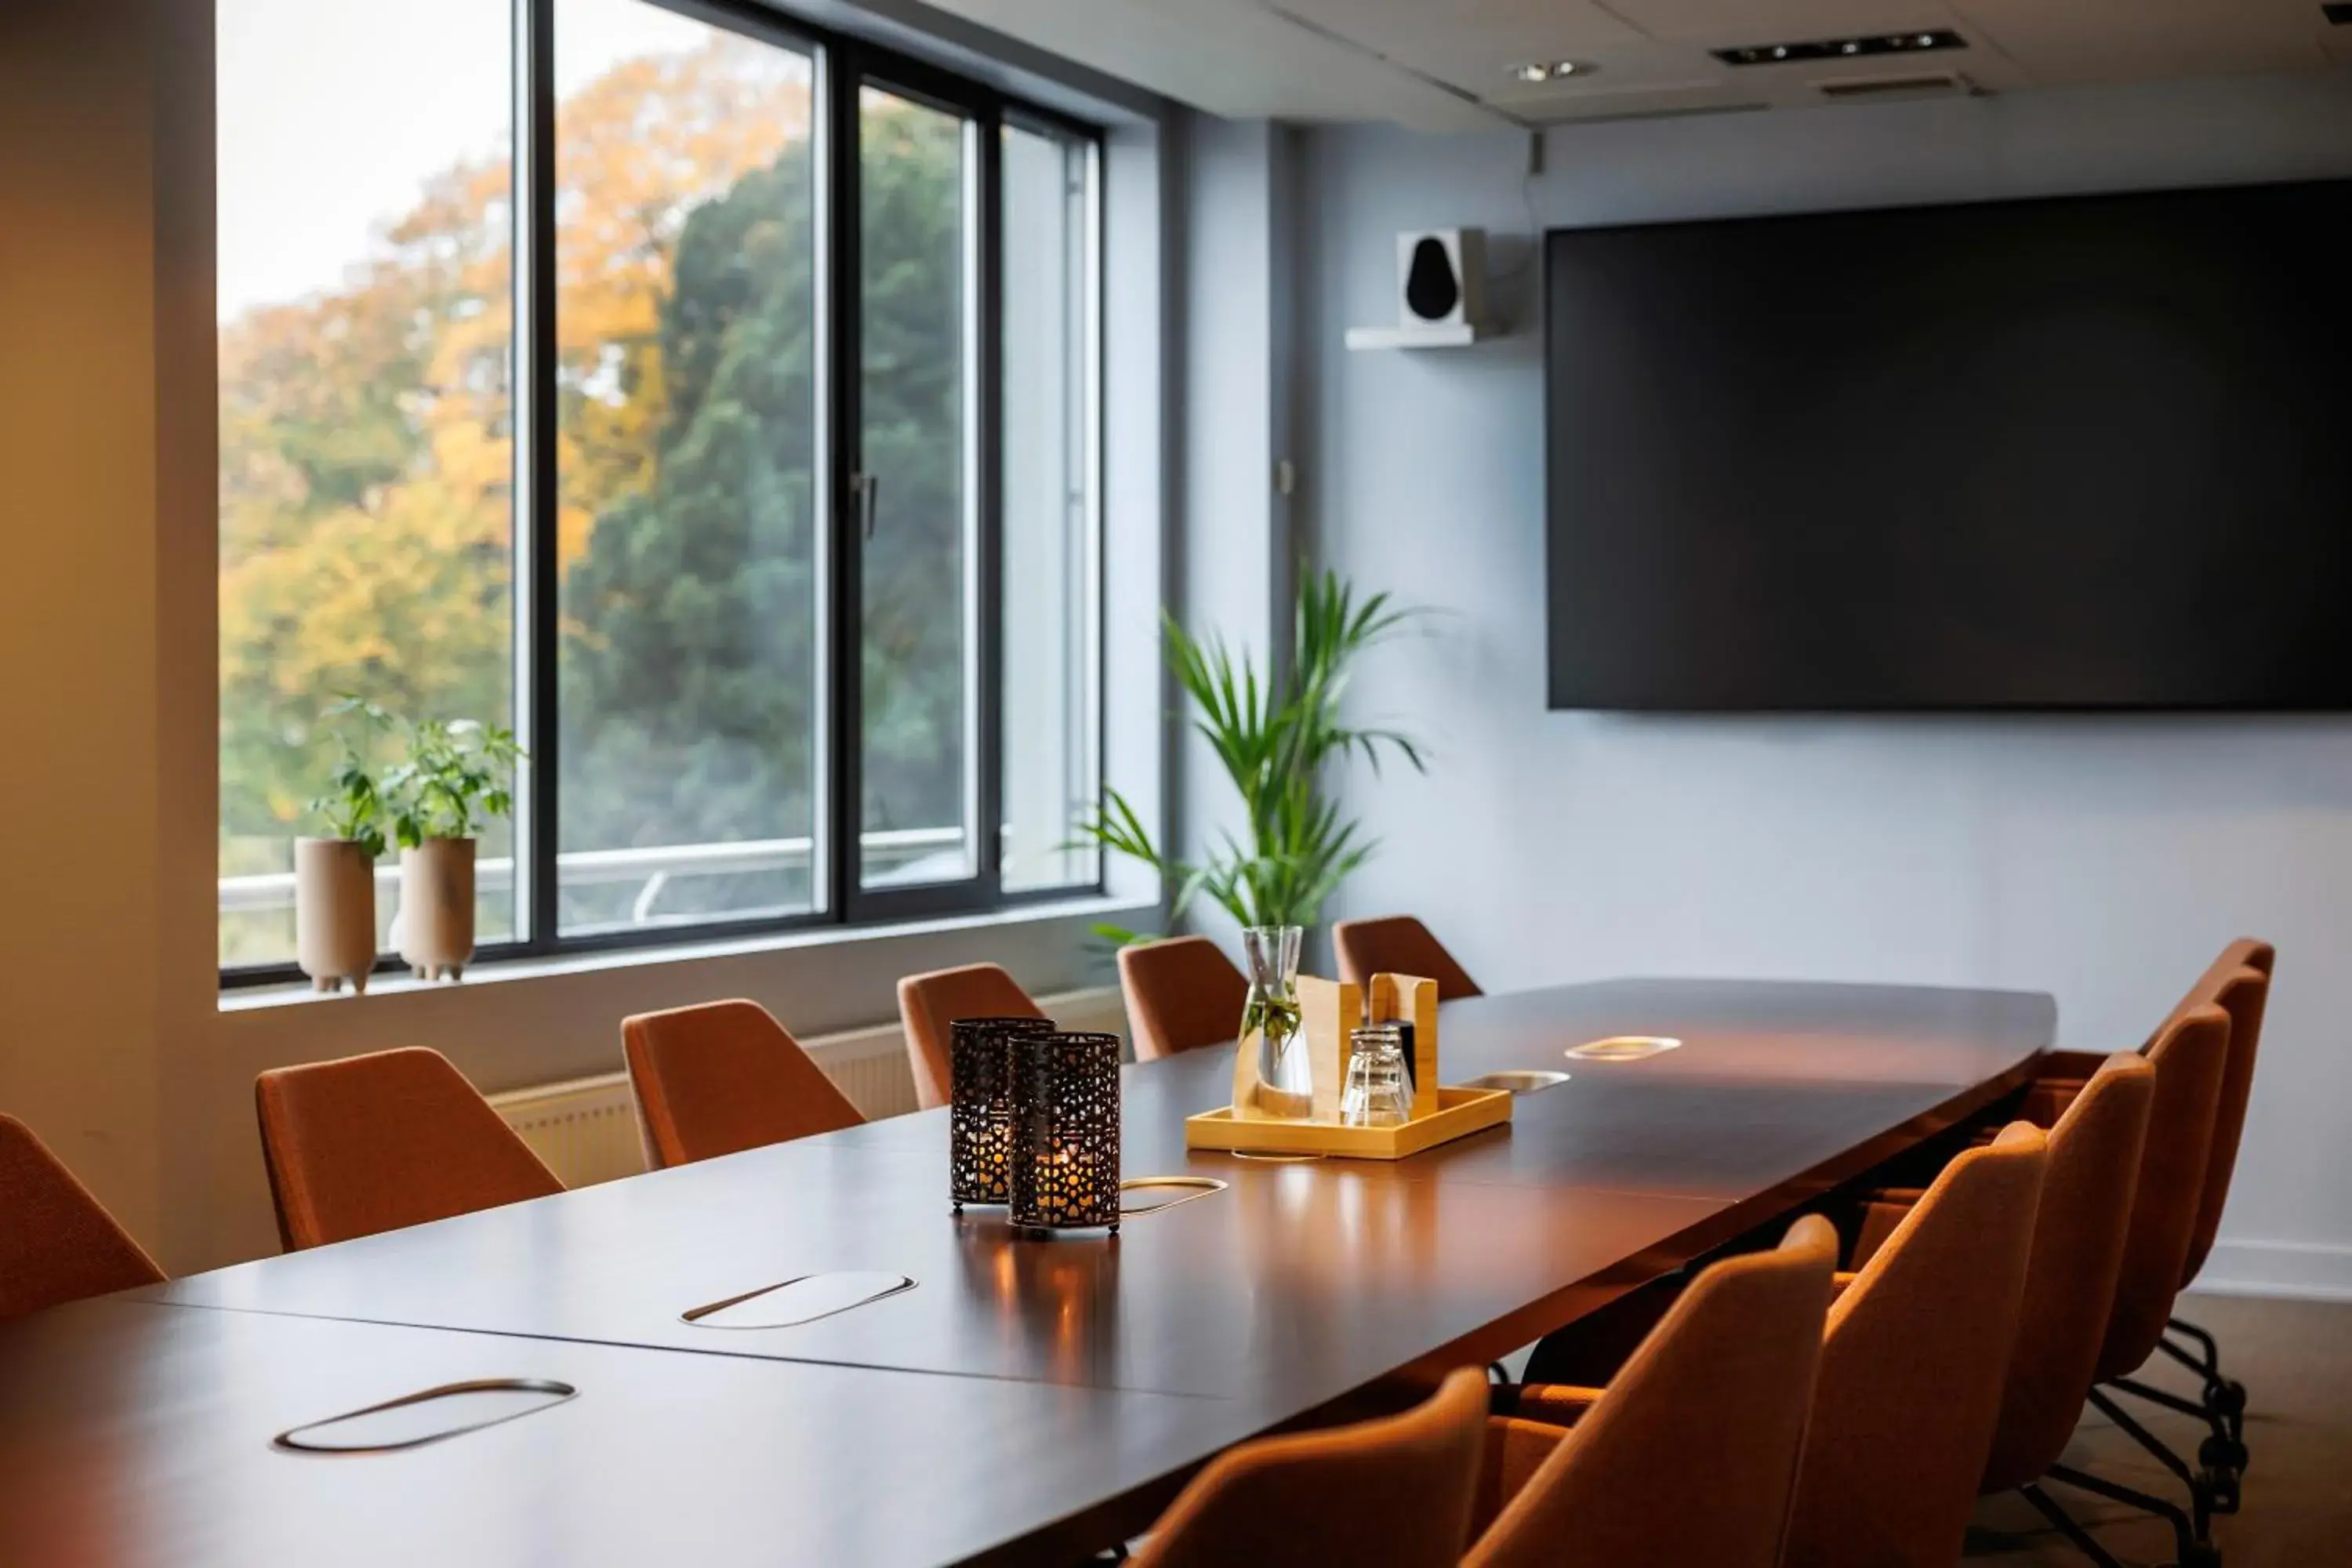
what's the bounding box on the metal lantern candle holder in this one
[1010,1029,1123,1235]
[949,1017,1052,1210]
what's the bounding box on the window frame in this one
[218,0,1107,987]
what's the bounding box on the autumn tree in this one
[220,30,966,949]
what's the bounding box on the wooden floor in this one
[1964,1292,2352,1568]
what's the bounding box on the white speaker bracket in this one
[1347,227,1491,350]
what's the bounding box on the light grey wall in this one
[1174,114,1305,946]
[1297,70,2352,1299]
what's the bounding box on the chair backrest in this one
[255,1047,564,1250]
[1980,1054,2155,1494]
[1131,1367,1489,1568]
[622,999,864,1169]
[896,964,1046,1110]
[1466,1217,1838,1568]
[1331,916,1482,1000]
[0,1115,165,1320]
[1785,1123,2047,1568]
[1119,936,1249,1062]
[2096,1003,2229,1381]
[2170,946,2271,1288]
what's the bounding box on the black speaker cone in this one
[1405,236,1460,321]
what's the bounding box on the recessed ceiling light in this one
[1508,59,1594,84]
[1715,29,1965,67]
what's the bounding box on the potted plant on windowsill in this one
[385,718,522,982]
[295,743,388,996]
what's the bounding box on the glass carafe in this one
[1240,924,1308,1117]
[1341,1024,1414,1128]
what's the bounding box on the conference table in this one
[0,978,2055,1566]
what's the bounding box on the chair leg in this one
[2020,1482,2129,1568]
[2085,1387,2220,1541]
[2161,1316,2249,1446]
[2107,1375,2245,1512]
[2044,1463,2220,1568]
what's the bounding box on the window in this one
[552,0,822,934]
[857,86,978,894]
[216,0,519,964]
[1000,122,1100,893]
[217,0,1103,979]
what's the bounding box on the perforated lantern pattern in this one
[1011,1030,1122,1232]
[949,1017,1049,1207]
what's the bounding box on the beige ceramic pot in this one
[397,836,476,981]
[293,837,377,994]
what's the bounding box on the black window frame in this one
[220,0,1106,988]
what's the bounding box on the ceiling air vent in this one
[1817,71,1977,101]
[1530,100,1771,126]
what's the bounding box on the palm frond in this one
[1088,569,1431,931]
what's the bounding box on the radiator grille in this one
[489,985,1125,1188]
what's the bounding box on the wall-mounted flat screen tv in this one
[1544,179,2352,711]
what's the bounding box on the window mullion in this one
[822,43,862,927]
[519,0,561,953]
[975,107,1005,897]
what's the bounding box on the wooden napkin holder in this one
[1192,972,1508,1160]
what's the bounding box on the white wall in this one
[1172,115,1305,948]
[1298,70,2352,1299]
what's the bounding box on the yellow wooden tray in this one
[1184,1084,1512,1161]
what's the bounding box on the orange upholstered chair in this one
[897,963,1046,1110]
[2176,941,2272,1292]
[1985,1056,2157,1490]
[1118,936,1248,1062]
[2081,1002,2235,1542]
[1472,1216,1837,1568]
[0,1115,165,1321]
[1782,1123,2049,1568]
[622,999,864,1169]
[1856,1057,2159,1554]
[255,1047,564,1250]
[1129,1367,1488,1568]
[1331,915,1481,1000]
[2158,945,2271,1474]
[1512,1126,2046,1568]
[2095,1002,2230,1386]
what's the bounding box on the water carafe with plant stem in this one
[1239,924,1308,1117]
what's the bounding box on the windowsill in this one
[218,891,1149,1014]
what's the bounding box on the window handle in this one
[854,470,880,539]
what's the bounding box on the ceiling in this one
[920,0,2351,129]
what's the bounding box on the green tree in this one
[220,29,975,950]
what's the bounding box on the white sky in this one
[216,0,720,321]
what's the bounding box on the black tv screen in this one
[1544,179,2352,711]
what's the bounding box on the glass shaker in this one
[1341,1024,1414,1127]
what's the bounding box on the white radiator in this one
[490,985,1129,1188]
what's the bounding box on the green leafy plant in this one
[383,718,524,849]
[1077,568,1426,942]
[305,698,398,857]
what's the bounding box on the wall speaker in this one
[1396,228,1485,329]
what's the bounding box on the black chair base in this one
[2161,1315,2249,1450]
[2043,1461,2221,1568]
[2084,1385,2227,1544]
[2110,1374,2245,1512]
[2020,1481,2128,1568]
[2105,1316,2251,1518]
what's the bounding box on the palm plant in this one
[1080,568,1425,940]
